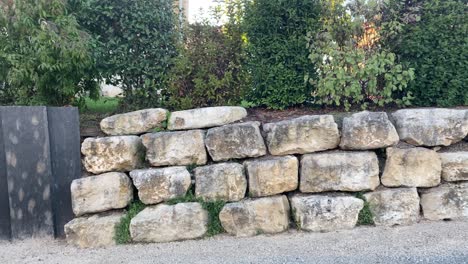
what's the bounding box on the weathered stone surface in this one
[141,130,207,167]
[244,156,298,197]
[439,152,468,182]
[300,151,379,193]
[205,122,267,161]
[81,136,144,174]
[168,106,247,130]
[364,188,420,226]
[290,194,363,232]
[70,172,133,216]
[381,147,441,187]
[392,108,468,146]
[219,195,290,237]
[100,108,168,136]
[263,115,340,155]
[129,167,191,205]
[420,182,468,221]
[340,111,399,150]
[130,203,208,243]
[64,211,124,248]
[194,163,246,202]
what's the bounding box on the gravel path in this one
[1,220,467,264]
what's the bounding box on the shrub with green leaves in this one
[308,0,414,110]
[0,0,99,107]
[167,0,249,110]
[243,0,322,109]
[384,0,468,107]
[75,0,177,110]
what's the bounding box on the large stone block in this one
[364,188,420,226]
[392,108,468,146]
[64,212,124,248]
[263,115,340,155]
[420,182,468,221]
[70,172,133,216]
[141,130,207,167]
[219,195,290,237]
[100,108,168,135]
[168,106,247,130]
[205,122,266,161]
[290,194,363,232]
[244,156,298,197]
[130,167,191,205]
[381,147,441,187]
[340,111,399,150]
[194,163,246,202]
[81,136,144,174]
[130,203,208,243]
[300,151,379,193]
[439,152,468,182]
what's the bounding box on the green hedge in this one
[390,0,468,107]
[243,0,322,109]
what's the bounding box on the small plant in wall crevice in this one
[355,192,375,226]
[114,200,146,244]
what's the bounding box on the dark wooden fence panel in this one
[0,112,11,239]
[47,107,81,237]
[0,106,81,239]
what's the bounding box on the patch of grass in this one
[83,97,120,114]
[166,189,226,237]
[355,192,375,226]
[114,200,146,244]
[186,164,198,173]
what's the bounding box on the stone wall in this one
[65,106,468,248]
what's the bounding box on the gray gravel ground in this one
[0,220,467,264]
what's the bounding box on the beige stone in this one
[364,188,420,226]
[290,194,363,232]
[129,167,191,205]
[81,136,144,174]
[141,130,207,167]
[219,195,290,237]
[439,152,468,182]
[64,212,124,248]
[71,172,133,216]
[381,147,441,187]
[205,122,267,161]
[392,108,468,146]
[168,106,247,130]
[300,151,379,193]
[100,108,168,135]
[194,163,246,202]
[244,156,298,197]
[340,111,399,150]
[420,182,468,221]
[263,115,340,155]
[130,203,208,243]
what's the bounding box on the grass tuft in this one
[114,200,146,244]
[355,192,375,226]
[166,189,226,237]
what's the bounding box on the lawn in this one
[83,97,120,114]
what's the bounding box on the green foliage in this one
[0,0,99,107]
[167,0,249,110]
[166,189,226,237]
[115,200,146,244]
[243,0,322,109]
[384,0,468,107]
[308,0,414,111]
[355,192,374,226]
[83,97,120,113]
[75,0,177,110]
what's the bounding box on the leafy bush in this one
[243,0,322,109]
[308,0,414,110]
[0,0,99,107]
[384,0,468,107]
[167,0,249,110]
[76,0,177,110]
